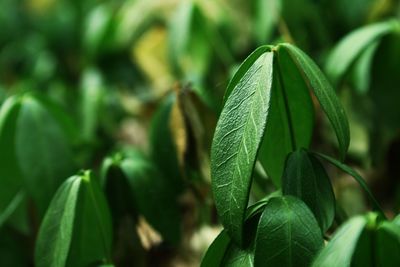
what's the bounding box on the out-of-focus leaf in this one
[252,0,281,44]
[211,52,274,245]
[120,150,182,246]
[280,43,350,160]
[80,68,105,141]
[259,47,314,186]
[326,19,398,85]
[35,171,113,267]
[0,97,23,227]
[149,94,183,193]
[312,216,367,267]
[254,196,323,267]
[83,4,113,57]
[314,152,385,218]
[16,94,75,214]
[350,40,379,94]
[200,230,230,267]
[282,150,335,232]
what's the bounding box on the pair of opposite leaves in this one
[211,43,349,246]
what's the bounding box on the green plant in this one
[202,43,400,266]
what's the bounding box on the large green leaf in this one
[282,149,335,232]
[254,196,323,267]
[16,95,75,214]
[211,51,274,245]
[280,43,350,160]
[259,47,314,186]
[35,172,113,267]
[314,152,385,217]
[326,19,398,85]
[0,97,23,227]
[312,216,367,267]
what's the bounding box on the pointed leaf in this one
[254,196,323,267]
[211,52,274,245]
[282,150,335,232]
[312,216,367,267]
[35,172,113,267]
[279,43,350,160]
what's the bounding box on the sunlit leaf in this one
[211,51,274,245]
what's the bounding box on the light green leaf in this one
[259,47,314,186]
[211,51,274,245]
[254,196,323,267]
[314,152,385,218]
[35,172,113,267]
[312,216,367,267]
[282,149,335,232]
[201,231,230,267]
[280,43,350,160]
[326,19,398,85]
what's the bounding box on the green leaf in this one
[35,171,113,267]
[252,0,281,44]
[223,45,273,104]
[313,152,385,218]
[326,19,398,85]
[279,43,350,160]
[259,47,314,186]
[282,150,335,232]
[254,196,323,267]
[16,95,75,214]
[312,216,367,267]
[0,97,23,227]
[223,242,254,267]
[211,51,274,245]
[201,231,231,267]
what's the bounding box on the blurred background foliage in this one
[0,0,400,266]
